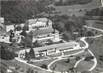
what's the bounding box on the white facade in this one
[26,18,60,43]
[0,17,4,24]
[53,32,60,42]
[32,30,60,43]
[27,18,52,31]
[6,25,15,32]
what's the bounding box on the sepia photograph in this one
[0,0,103,73]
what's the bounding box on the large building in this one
[26,18,60,43]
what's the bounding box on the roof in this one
[33,41,78,52]
[27,18,52,25]
[0,17,4,23]
[32,28,54,36]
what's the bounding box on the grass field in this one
[29,58,56,69]
[50,58,76,72]
[88,36,103,72]
[76,60,94,72]
[93,20,103,30]
[54,0,101,16]
[1,59,52,73]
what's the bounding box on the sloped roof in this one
[33,41,78,52]
[27,18,52,25]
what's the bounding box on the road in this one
[84,25,103,32]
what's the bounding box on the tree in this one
[20,30,27,37]
[1,0,49,23]
[40,64,47,69]
[84,56,94,61]
[23,24,29,31]
[65,58,70,63]
[15,25,22,31]
[0,63,7,73]
[21,33,32,48]
[52,65,57,73]
[26,68,34,73]
[69,67,76,73]
[99,55,103,61]
[24,50,29,60]
[33,40,41,47]
[65,21,75,32]
[0,45,18,60]
[86,31,94,36]
[85,7,103,16]
[29,47,35,59]
[62,31,72,41]
[75,56,81,61]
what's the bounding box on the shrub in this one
[40,64,47,69]
[75,56,81,61]
[99,55,103,61]
[0,46,18,60]
[84,56,94,61]
[65,58,70,63]
[26,68,34,73]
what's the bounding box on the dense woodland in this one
[86,7,103,16]
[1,0,51,23]
[1,0,103,24]
[1,1,103,73]
[54,0,92,6]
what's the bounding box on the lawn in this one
[93,20,103,30]
[50,58,76,72]
[1,59,52,73]
[88,36,103,67]
[28,58,56,69]
[76,60,94,72]
[54,0,101,16]
[86,20,103,30]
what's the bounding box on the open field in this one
[50,58,76,72]
[54,0,101,16]
[1,59,51,73]
[93,20,103,30]
[29,58,56,69]
[76,60,94,72]
[86,19,103,30]
[88,36,103,72]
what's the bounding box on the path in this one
[84,25,103,32]
[15,25,103,73]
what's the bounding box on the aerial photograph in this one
[0,0,103,73]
